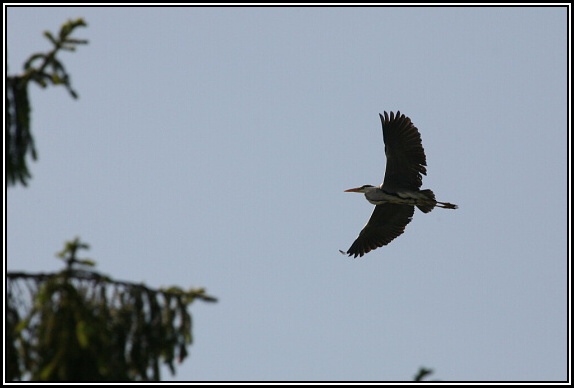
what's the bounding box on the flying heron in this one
[341,111,458,258]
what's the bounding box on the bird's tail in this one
[416,189,458,213]
[416,189,436,213]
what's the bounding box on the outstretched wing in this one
[345,204,414,258]
[380,111,427,192]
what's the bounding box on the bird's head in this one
[344,185,375,193]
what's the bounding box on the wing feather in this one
[345,204,415,258]
[380,111,427,191]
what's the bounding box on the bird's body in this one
[342,111,457,258]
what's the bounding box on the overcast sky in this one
[6,6,568,382]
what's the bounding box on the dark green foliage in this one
[6,238,217,381]
[6,19,87,187]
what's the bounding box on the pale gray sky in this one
[6,6,568,382]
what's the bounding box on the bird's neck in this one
[363,186,384,204]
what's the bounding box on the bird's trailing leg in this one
[436,201,458,209]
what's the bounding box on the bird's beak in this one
[344,187,363,193]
